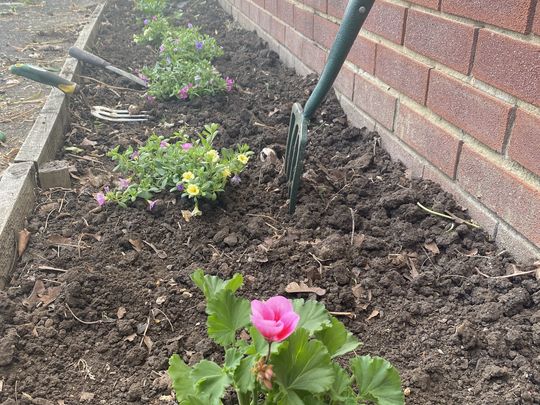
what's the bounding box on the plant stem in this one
[251,384,258,405]
[266,342,272,363]
[237,390,250,405]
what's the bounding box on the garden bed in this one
[1,0,539,404]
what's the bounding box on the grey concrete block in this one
[0,162,36,289]
[38,160,71,189]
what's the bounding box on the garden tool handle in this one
[9,64,78,94]
[303,0,374,119]
[68,46,110,68]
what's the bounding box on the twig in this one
[246,213,278,222]
[475,268,537,279]
[37,265,67,273]
[349,207,355,246]
[416,202,480,229]
[79,75,142,93]
[308,252,324,274]
[152,308,174,332]
[329,311,356,319]
[65,303,115,325]
[140,310,152,347]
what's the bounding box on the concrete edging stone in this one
[0,2,107,289]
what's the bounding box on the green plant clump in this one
[167,270,405,404]
[134,15,171,45]
[134,0,167,16]
[103,124,251,216]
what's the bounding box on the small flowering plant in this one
[133,15,171,45]
[168,270,404,405]
[134,0,167,16]
[102,124,251,216]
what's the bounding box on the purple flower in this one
[159,44,165,53]
[176,184,184,192]
[160,140,169,148]
[187,23,193,28]
[152,15,157,21]
[95,192,106,206]
[146,95,156,104]
[138,73,149,84]
[148,200,157,211]
[130,150,140,160]
[195,41,203,51]
[143,18,149,25]
[230,174,241,186]
[225,76,234,92]
[178,83,193,100]
[119,178,130,189]
[182,142,193,150]
[104,186,110,193]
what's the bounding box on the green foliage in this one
[134,0,167,16]
[134,15,171,45]
[168,271,405,405]
[104,124,252,215]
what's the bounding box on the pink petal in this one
[275,311,300,341]
[265,296,294,320]
[252,317,283,341]
[251,300,274,320]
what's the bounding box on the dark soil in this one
[1,0,539,404]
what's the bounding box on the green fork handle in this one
[303,0,375,119]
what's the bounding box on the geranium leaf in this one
[314,317,361,358]
[233,355,256,393]
[245,326,281,356]
[351,356,404,405]
[207,289,250,347]
[292,299,331,334]
[272,329,334,397]
[191,270,243,300]
[168,354,196,402]
[192,360,231,402]
[224,347,244,372]
[329,363,355,402]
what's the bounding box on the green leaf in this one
[329,364,355,402]
[314,317,361,358]
[245,326,281,356]
[351,356,404,405]
[192,360,231,402]
[233,355,256,393]
[207,289,250,347]
[272,329,334,397]
[191,270,243,300]
[292,299,331,334]
[224,347,244,372]
[168,354,196,402]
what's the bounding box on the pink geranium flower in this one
[251,296,299,342]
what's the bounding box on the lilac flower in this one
[119,178,130,189]
[95,192,106,206]
[187,23,193,28]
[160,140,169,148]
[143,18,149,25]
[146,95,156,104]
[148,200,158,211]
[230,174,241,186]
[152,15,158,21]
[182,142,193,150]
[176,184,184,192]
[225,76,234,92]
[130,150,140,160]
[138,73,149,85]
[195,41,204,51]
[178,83,193,100]
[159,44,165,53]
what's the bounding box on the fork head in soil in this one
[284,0,374,214]
[90,106,150,122]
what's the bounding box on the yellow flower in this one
[238,153,249,165]
[222,167,232,178]
[182,171,195,182]
[206,150,219,163]
[186,184,200,196]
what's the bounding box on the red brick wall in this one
[219,0,540,259]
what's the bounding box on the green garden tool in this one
[9,64,78,94]
[284,0,374,214]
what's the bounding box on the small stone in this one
[223,233,238,247]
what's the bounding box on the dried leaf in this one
[367,309,380,321]
[80,392,95,402]
[284,281,326,296]
[18,229,31,256]
[423,241,440,255]
[124,333,137,342]
[117,307,126,319]
[352,234,365,248]
[464,248,478,257]
[181,210,192,222]
[0,378,3,393]
[23,280,45,308]
[39,285,62,306]
[408,257,420,279]
[156,296,166,305]
[351,284,364,299]
[81,138,97,147]
[47,234,72,246]
[239,329,250,341]
[143,335,153,351]
[129,239,143,252]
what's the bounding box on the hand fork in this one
[91,106,150,122]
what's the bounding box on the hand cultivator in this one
[91,106,150,122]
[284,0,375,214]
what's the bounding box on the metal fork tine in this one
[91,106,150,122]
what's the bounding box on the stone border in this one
[0,2,107,289]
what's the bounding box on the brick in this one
[303,0,327,13]
[271,17,286,44]
[405,9,476,74]
[301,40,327,73]
[364,1,407,44]
[249,2,259,21]
[265,0,278,15]
[253,0,264,7]
[327,0,345,19]
[259,9,272,33]
[348,36,376,75]
[442,0,534,34]
[395,104,462,177]
[336,91,377,131]
[314,14,338,50]
[294,5,314,39]
[427,70,513,152]
[285,26,302,56]
[375,45,431,104]
[473,30,540,107]
[277,0,294,25]
[353,75,397,130]
[534,8,540,36]
[334,66,354,100]
[408,0,440,9]
[240,0,250,16]
[508,109,540,176]
[457,145,540,246]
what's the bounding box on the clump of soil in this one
[0,0,538,404]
